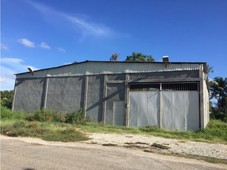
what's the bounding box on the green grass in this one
[138,120,227,144]
[78,122,141,134]
[0,120,89,142]
[78,120,227,144]
[1,106,227,144]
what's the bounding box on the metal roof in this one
[15,60,207,77]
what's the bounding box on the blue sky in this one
[1,0,227,90]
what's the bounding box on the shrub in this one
[25,109,62,122]
[2,121,49,137]
[0,90,14,109]
[42,128,89,142]
[0,105,25,120]
[65,109,89,125]
[139,126,161,132]
[25,108,89,125]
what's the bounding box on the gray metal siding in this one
[162,91,199,131]
[129,91,159,127]
[129,90,199,131]
[107,74,125,80]
[16,62,202,78]
[129,70,199,82]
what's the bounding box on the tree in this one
[110,53,118,61]
[0,90,14,109]
[209,77,227,121]
[125,52,155,62]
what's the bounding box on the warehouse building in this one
[13,59,209,131]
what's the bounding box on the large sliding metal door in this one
[162,91,199,131]
[129,82,199,131]
[129,91,159,127]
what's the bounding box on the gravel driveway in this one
[84,133,227,160]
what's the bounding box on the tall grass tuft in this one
[65,109,89,125]
[0,106,25,120]
[25,109,89,125]
[25,109,61,122]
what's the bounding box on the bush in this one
[65,109,90,125]
[139,126,162,132]
[26,108,89,125]
[1,120,89,142]
[0,106,25,120]
[210,106,227,122]
[26,109,65,122]
[1,120,49,137]
[0,90,14,109]
[42,128,89,142]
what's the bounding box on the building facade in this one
[13,60,209,131]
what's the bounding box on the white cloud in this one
[40,42,50,49]
[0,58,38,90]
[28,1,115,39]
[18,38,35,48]
[65,15,114,38]
[58,47,66,52]
[0,43,8,50]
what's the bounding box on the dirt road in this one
[1,135,227,170]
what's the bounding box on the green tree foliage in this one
[209,77,227,121]
[0,90,14,109]
[125,52,155,62]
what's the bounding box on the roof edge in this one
[15,60,207,75]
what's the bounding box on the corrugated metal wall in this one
[129,89,199,131]
[16,62,203,78]
[129,91,159,127]
[162,91,199,131]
